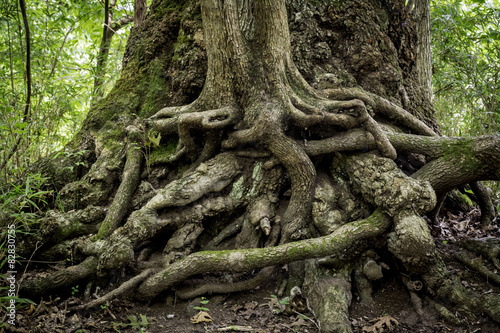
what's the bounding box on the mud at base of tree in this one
[7,209,499,333]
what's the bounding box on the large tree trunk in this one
[4,1,500,332]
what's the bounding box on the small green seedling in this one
[193,297,210,312]
[71,285,79,295]
[270,295,289,314]
[112,314,149,332]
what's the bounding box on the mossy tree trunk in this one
[4,1,500,332]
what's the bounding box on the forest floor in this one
[5,207,500,333]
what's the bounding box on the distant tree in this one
[0,0,133,178]
[432,0,500,136]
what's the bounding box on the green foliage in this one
[112,314,150,332]
[193,296,210,312]
[0,0,133,180]
[270,294,289,314]
[0,173,51,229]
[461,192,475,207]
[0,294,35,315]
[147,131,162,148]
[432,0,500,198]
[0,173,51,279]
[0,173,46,315]
[432,0,500,137]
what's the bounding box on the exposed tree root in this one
[303,261,353,333]
[425,296,461,325]
[322,87,438,136]
[58,144,127,209]
[70,268,156,311]
[21,256,97,296]
[456,252,500,285]
[136,209,391,301]
[13,1,500,331]
[36,206,106,250]
[96,143,143,238]
[342,152,437,272]
[426,269,500,323]
[176,266,276,300]
[459,238,500,270]
[304,130,500,196]
[265,131,316,242]
[469,181,496,228]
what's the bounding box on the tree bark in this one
[412,0,433,103]
[10,1,500,332]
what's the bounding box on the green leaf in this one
[148,131,161,148]
[139,314,149,327]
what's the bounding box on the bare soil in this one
[4,209,500,333]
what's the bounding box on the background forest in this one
[1,0,500,329]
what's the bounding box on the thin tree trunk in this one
[0,0,32,174]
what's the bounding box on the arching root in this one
[303,131,500,197]
[266,132,316,242]
[456,252,500,285]
[96,142,143,238]
[70,268,156,311]
[289,94,397,160]
[149,104,241,162]
[322,87,438,137]
[21,256,98,296]
[176,266,276,300]
[135,209,391,301]
[469,181,496,229]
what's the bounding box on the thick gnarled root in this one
[423,268,500,324]
[148,103,241,162]
[458,238,500,275]
[322,87,437,137]
[303,261,353,333]
[288,93,397,159]
[21,153,242,296]
[342,153,436,271]
[134,210,391,301]
[21,256,98,296]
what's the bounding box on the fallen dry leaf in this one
[362,315,399,333]
[288,317,309,327]
[191,311,213,324]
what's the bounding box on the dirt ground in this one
[3,208,500,333]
